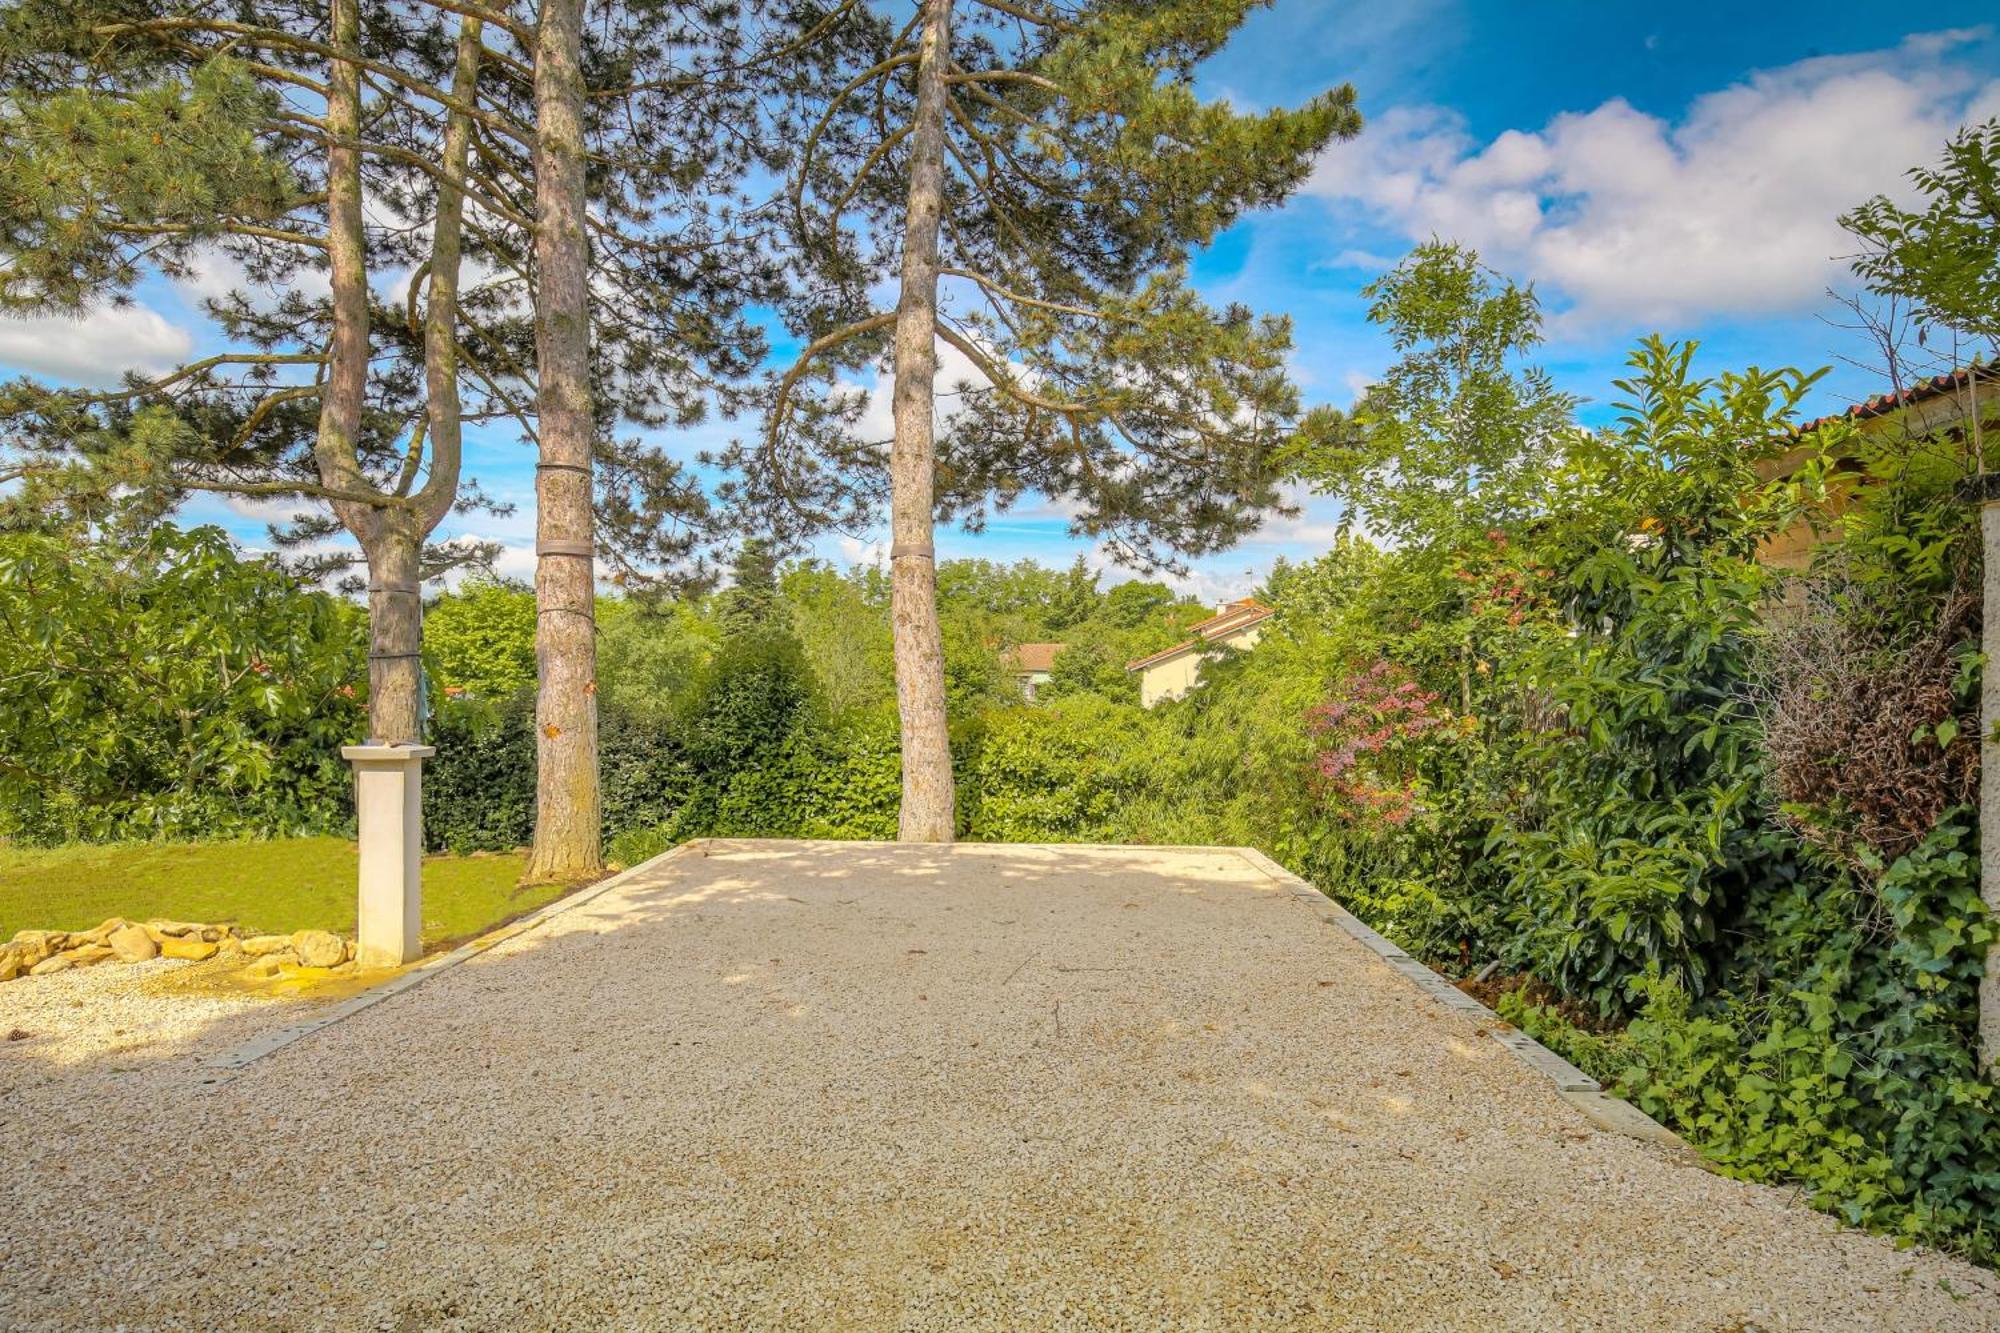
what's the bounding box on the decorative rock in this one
[9,931,66,966]
[62,944,115,968]
[107,925,158,963]
[28,954,73,976]
[241,935,294,958]
[293,930,346,969]
[79,918,132,945]
[244,956,287,980]
[158,936,219,962]
[0,948,22,983]
[143,919,202,939]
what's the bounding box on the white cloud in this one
[174,245,334,311]
[0,305,194,385]
[836,336,994,448]
[836,535,889,568]
[1307,31,2000,326]
[483,540,539,584]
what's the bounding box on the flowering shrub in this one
[1307,660,1455,826]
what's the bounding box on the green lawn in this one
[0,837,565,947]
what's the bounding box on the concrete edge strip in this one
[201,839,712,1085]
[1229,846,1697,1159]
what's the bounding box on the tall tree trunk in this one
[887,0,956,843]
[353,15,483,750]
[364,525,425,743]
[316,0,418,744]
[412,15,479,534]
[527,0,602,880]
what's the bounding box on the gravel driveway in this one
[3,839,1996,1331]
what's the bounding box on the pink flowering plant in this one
[1306,659,1459,827]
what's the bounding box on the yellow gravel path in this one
[3,840,1996,1330]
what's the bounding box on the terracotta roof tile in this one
[1125,601,1275,672]
[1791,361,1991,437]
[1003,642,1066,673]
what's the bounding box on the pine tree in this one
[0,0,498,743]
[729,0,1359,839]
[505,0,827,880]
[0,1,799,872]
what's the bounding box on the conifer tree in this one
[0,0,498,743]
[0,1,800,875]
[733,0,1359,839]
[505,0,819,879]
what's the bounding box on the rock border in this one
[201,840,708,1084]
[1229,846,1700,1159]
[1,919,355,981]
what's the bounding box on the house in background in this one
[1759,363,1996,571]
[1126,599,1274,708]
[1003,642,1066,702]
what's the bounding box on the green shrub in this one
[423,579,536,698]
[422,692,536,853]
[0,525,362,844]
[964,696,1147,842]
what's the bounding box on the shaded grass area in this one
[0,837,561,947]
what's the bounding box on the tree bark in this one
[888,0,956,843]
[316,0,419,745]
[364,526,425,743]
[526,0,602,880]
[412,15,479,534]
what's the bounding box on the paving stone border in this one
[202,840,708,1084]
[1230,846,1700,1159]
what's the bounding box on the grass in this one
[0,837,569,948]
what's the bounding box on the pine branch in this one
[50,353,328,404]
[946,68,1059,93]
[225,383,323,451]
[964,0,1077,29]
[938,266,1107,320]
[100,221,328,251]
[934,320,1109,416]
[766,311,900,447]
[793,51,920,223]
[91,18,536,147]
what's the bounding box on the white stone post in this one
[342,744,434,968]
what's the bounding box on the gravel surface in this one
[3,839,1997,1331]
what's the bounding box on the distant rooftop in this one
[1125,599,1274,673]
[1003,642,1067,674]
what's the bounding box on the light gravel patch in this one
[0,955,331,1100]
[2,839,1996,1331]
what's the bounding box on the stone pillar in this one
[1982,502,2000,1072]
[342,744,434,968]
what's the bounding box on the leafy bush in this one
[0,525,362,843]
[422,692,536,854]
[423,579,537,698]
[964,695,1147,841]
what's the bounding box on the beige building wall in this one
[1759,373,1998,572]
[1137,622,1265,707]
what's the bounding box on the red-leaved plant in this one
[1307,660,1455,826]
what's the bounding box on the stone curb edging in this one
[202,840,711,1085]
[1230,846,1700,1160]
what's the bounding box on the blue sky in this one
[5,2,1998,605]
